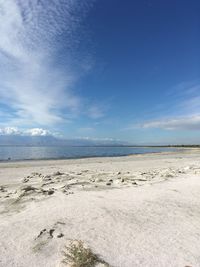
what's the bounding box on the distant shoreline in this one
[0,144,199,148]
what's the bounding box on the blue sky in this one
[0,0,200,144]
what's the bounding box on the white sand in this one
[0,149,200,267]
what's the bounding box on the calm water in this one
[0,146,178,161]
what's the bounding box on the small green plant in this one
[62,240,109,267]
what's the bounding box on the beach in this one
[1,149,200,267]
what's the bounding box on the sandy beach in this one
[1,149,200,267]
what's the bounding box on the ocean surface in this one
[0,146,178,161]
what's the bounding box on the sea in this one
[0,146,178,161]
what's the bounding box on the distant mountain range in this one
[0,135,130,146]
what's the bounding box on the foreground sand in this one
[1,149,200,267]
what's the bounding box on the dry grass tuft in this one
[62,240,109,267]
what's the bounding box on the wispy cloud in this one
[138,115,200,130]
[0,0,95,127]
[132,81,200,131]
[74,136,121,142]
[87,105,105,119]
[78,127,95,133]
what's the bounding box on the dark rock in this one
[0,186,6,192]
[37,229,46,238]
[22,186,36,192]
[57,233,64,238]
[32,172,40,176]
[49,229,55,238]
[53,171,63,176]
[22,178,29,183]
[43,175,52,181]
[47,190,54,195]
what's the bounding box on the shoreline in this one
[0,147,195,166]
[0,146,191,163]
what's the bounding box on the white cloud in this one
[0,127,21,135]
[0,0,95,126]
[24,128,51,136]
[139,115,200,131]
[0,127,54,136]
